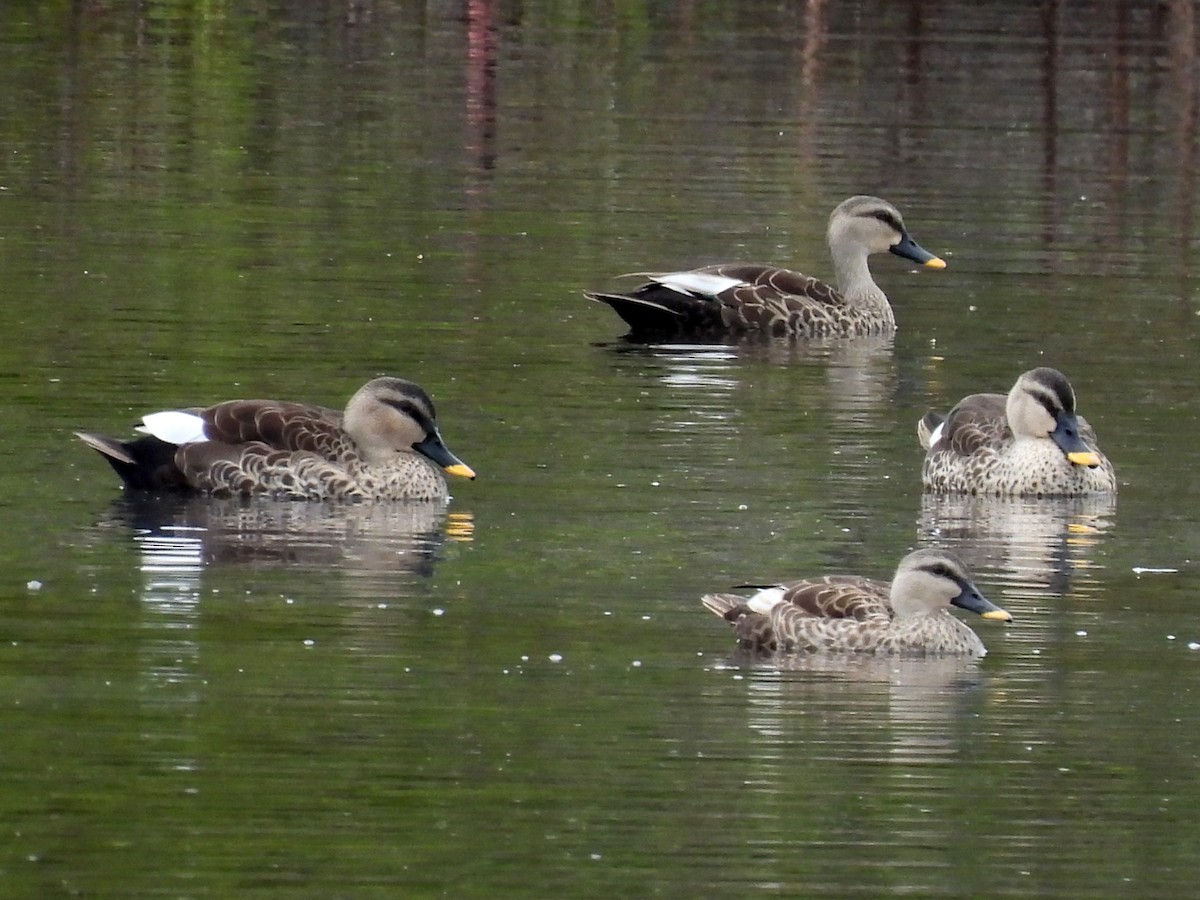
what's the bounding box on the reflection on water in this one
[701,653,994,896]
[107,495,470,579]
[137,513,203,776]
[616,337,898,414]
[917,493,1115,597]
[114,495,472,765]
[603,334,896,451]
[738,655,986,765]
[917,494,1116,656]
[114,495,474,778]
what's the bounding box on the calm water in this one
[2,1,1199,896]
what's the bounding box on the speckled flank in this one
[195,447,454,501]
[922,441,1116,497]
[585,195,941,338]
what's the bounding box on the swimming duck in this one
[76,376,475,501]
[701,549,1010,657]
[919,367,1116,497]
[585,195,945,338]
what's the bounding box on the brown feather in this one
[701,550,1005,657]
[920,369,1116,496]
[76,377,472,502]
[586,196,942,339]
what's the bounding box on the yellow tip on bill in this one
[982,609,1013,622]
[445,463,477,480]
[1067,451,1100,468]
[924,256,947,270]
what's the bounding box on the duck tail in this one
[75,431,187,491]
[701,593,750,623]
[584,290,687,335]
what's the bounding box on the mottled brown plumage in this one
[76,377,475,501]
[701,549,1010,657]
[585,196,945,338]
[920,367,1116,497]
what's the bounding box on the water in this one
[2,0,1199,896]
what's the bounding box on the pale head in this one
[1006,367,1100,467]
[826,195,946,268]
[344,377,475,478]
[889,549,1011,622]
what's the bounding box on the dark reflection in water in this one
[103,494,470,578]
[917,493,1115,598]
[465,0,499,176]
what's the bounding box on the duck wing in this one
[163,400,358,495]
[779,574,893,622]
[936,392,1010,457]
[200,399,348,456]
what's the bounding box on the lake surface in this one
[2,0,1199,896]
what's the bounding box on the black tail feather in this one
[584,290,690,336]
[75,432,189,491]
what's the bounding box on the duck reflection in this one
[916,493,1115,601]
[105,494,472,578]
[105,496,471,775]
[724,653,989,768]
[604,334,895,438]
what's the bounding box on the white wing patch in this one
[137,411,209,444]
[928,421,945,449]
[747,587,787,615]
[648,271,745,298]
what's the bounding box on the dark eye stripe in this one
[384,398,435,433]
[1029,370,1076,413]
[866,210,903,232]
[1032,384,1073,417]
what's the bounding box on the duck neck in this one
[830,242,888,313]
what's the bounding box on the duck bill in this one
[413,431,477,480]
[890,233,946,269]
[952,584,1013,622]
[1051,412,1101,469]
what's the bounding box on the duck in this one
[701,549,1010,657]
[75,376,476,501]
[584,195,945,339]
[918,367,1116,497]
